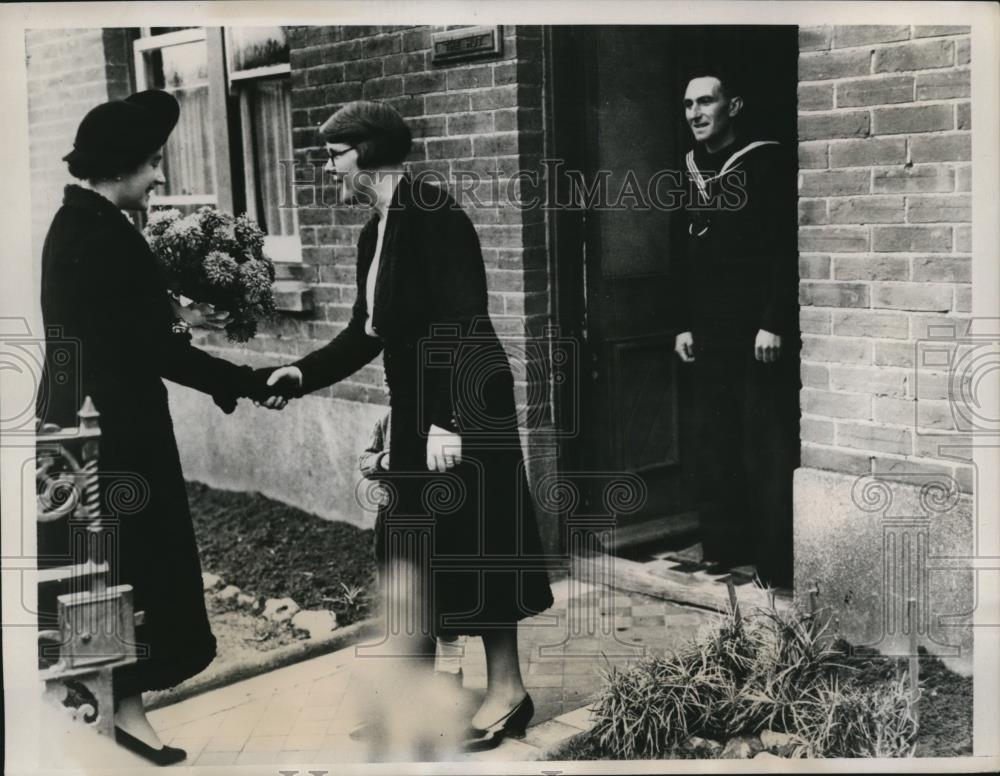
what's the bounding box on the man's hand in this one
[254,366,303,410]
[675,332,695,363]
[427,424,461,472]
[754,329,782,363]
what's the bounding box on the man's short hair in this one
[319,100,412,168]
[684,64,745,101]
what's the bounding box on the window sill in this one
[273,279,313,314]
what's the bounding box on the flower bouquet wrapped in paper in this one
[144,206,276,342]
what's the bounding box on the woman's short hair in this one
[66,150,148,183]
[319,100,412,168]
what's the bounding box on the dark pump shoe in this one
[461,694,534,752]
[114,726,187,766]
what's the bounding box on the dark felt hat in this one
[63,89,180,168]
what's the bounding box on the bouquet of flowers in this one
[144,206,277,342]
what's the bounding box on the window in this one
[227,27,300,262]
[134,27,301,261]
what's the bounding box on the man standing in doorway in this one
[671,68,800,587]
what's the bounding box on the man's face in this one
[683,76,741,147]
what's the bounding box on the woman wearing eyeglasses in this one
[263,100,554,752]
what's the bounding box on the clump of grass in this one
[588,586,918,759]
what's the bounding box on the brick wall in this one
[796,25,973,493]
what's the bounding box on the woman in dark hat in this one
[38,90,266,765]
[263,100,554,752]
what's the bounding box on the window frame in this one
[134,26,300,262]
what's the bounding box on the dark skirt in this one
[95,392,216,697]
[374,347,553,638]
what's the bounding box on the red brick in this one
[872,283,952,312]
[799,49,872,81]
[798,227,870,253]
[906,195,970,224]
[407,114,447,138]
[873,40,954,73]
[447,65,494,90]
[344,58,384,81]
[494,62,517,86]
[494,108,543,133]
[799,27,832,52]
[800,308,832,334]
[801,335,872,364]
[954,225,970,252]
[799,255,832,282]
[802,363,830,389]
[836,75,914,107]
[916,69,970,100]
[833,26,910,48]
[426,137,472,160]
[799,142,829,169]
[799,111,871,141]
[799,200,828,226]
[875,340,916,367]
[913,434,973,463]
[872,454,960,486]
[872,104,953,135]
[802,418,836,445]
[801,280,872,309]
[909,133,970,163]
[873,396,916,426]
[799,83,835,111]
[873,166,955,194]
[956,102,970,130]
[470,85,520,111]
[362,76,403,100]
[833,310,909,338]
[360,35,401,58]
[828,195,905,224]
[956,165,971,191]
[383,51,428,76]
[800,169,870,197]
[832,255,909,281]
[955,286,971,313]
[801,388,872,418]
[830,365,908,397]
[872,225,951,252]
[912,26,970,38]
[957,38,970,65]
[801,444,872,475]
[836,422,910,455]
[425,92,471,114]
[473,132,520,157]
[447,112,493,135]
[829,137,908,169]
[402,71,446,95]
[403,28,431,51]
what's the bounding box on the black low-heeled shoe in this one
[114,726,187,766]
[461,694,534,752]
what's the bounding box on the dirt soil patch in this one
[188,481,377,625]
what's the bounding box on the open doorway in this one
[547,25,799,581]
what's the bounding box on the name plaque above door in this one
[431,26,503,64]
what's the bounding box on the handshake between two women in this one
[247,365,304,411]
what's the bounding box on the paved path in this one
[142,577,718,765]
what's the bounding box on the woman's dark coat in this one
[293,174,554,636]
[38,184,254,696]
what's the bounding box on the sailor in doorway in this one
[670,67,800,587]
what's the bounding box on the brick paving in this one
[141,576,719,765]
